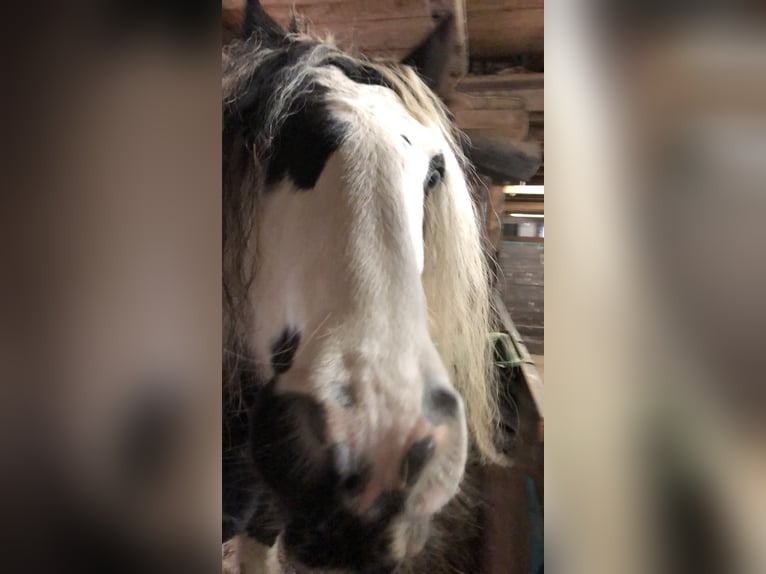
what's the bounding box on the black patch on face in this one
[265,94,343,190]
[401,134,412,146]
[400,435,436,487]
[283,492,404,572]
[270,327,301,375]
[300,396,328,443]
[223,41,344,192]
[423,386,460,425]
[248,378,407,571]
[249,382,336,513]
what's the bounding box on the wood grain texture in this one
[467,7,543,57]
[467,0,543,12]
[261,0,429,23]
[504,200,544,214]
[457,72,543,111]
[430,0,469,83]
[455,108,528,139]
[498,242,544,354]
[253,1,435,58]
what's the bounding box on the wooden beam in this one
[456,73,543,112]
[261,0,429,24]
[503,200,543,214]
[261,0,469,83]
[258,0,436,58]
[430,0,469,85]
[466,8,543,57]
[454,108,529,140]
[458,72,542,90]
[463,130,541,183]
[491,290,545,419]
[468,0,544,9]
[309,17,437,53]
[341,18,436,51]
[503,235,544,243]
[448,93,529,140]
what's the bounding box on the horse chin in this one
[276,515,430,574]
[275,534,375,574]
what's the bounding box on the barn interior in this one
[223,1,544,572]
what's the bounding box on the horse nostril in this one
[424,387,460,424]
[401,436,436,487]
[342,464,371,496]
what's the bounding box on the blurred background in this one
[0,2,221,573]
[547,1,766,573]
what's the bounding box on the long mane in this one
[222,34,503,470]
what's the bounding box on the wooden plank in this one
[450,91,527,109]
[262,0,429,23]
[467,8,543,57]
[491,290,544,417]
[482,465,531,574]
[429,0,469,84]
[457,73,543,111]
[503,200,544,213]
[462,90,542,112]
[261,0,353,6]
[248,1,470,80]
[502,235,544,243]
[467,0,544,12]
[449,92,529,139]
[459,72,542,89]
[333,18,436,51]
[281,16,435,52]
[454,109,528,140]
[258,0,435,60]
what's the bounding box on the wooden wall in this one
[466,0,544,58]
[499,241,544,354]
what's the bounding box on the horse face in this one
[244,66,469,571]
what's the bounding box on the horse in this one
[223,3,505,572]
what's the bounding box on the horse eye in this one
[424,153,445,195]
[426,169,442,189]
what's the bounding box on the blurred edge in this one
[547,1,766,574]
[0,2,221,573]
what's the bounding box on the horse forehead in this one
[321,69,429,134]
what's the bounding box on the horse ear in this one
[402,12,455,96]
[223,0,287,45]
[243,0,288,44]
